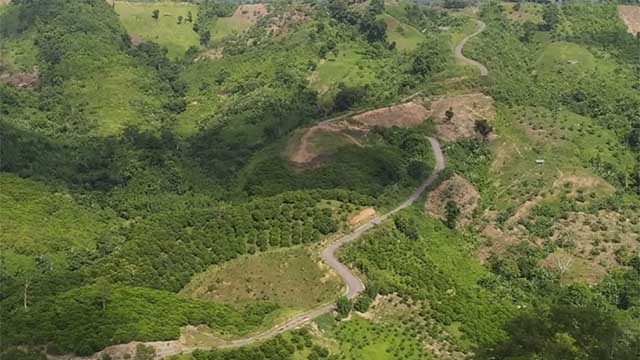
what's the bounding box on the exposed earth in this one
[424,174,480,228]
[427,93,495,142]
[618,5,640,34]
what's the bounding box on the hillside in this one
[1,1,639,360]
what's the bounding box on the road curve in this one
[222,137,445,348]
[62,138,445,360]
[454,20,488,76]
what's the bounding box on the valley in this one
[1,1,639,360]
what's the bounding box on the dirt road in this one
[455,20,488,76]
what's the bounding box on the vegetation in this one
[2,0,639,358]
[114,1,200,58]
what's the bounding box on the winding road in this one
[221,137,445,349]
[454,20,488,76]
[57,16,489,360]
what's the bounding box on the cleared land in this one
[181,246,342,311]
[114,1,200,58]
[211,4,267,39]
[288,101,429,165]
[382,13,424,51]
[425,174,479,228]
[618,5,640,34]
[428,93,495,142]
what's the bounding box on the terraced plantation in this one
[1,1,639,360]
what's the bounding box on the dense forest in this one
[1,0,639,359]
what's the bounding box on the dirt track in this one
[454,20,488,76]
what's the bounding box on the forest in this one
[1,0,639,359]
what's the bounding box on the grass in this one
[63,56,168,135]
[382,13,424,51]
[534,41,618,76]
[0,173,118,272]
[114,1,200,58]
[502,1,544,24]
[330,316,436,360]
[489,106,634,213]
[180,245,342,312]
[310,43,377,94]
[210,16,252,40]
[0,33,38,72]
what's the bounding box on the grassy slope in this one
[501,1,544,24]
[114,1,200,58]
[0,174,118,272]
[181,245,342,312]
[382,13,424,51]
[210,15,252,40]
[342,208,514,349]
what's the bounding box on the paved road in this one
[221,137,445,348]
[454,20,488,76]
[55,138,445,360]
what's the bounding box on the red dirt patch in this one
[266,6,312,35]
[351,101,429,128]
[618,5,640,35]
[427,93,495,142]
[424,175,480,228]
[349,207,376,226]
[288,101,427,165]
[0,69,39,89]
[233,4,268,24]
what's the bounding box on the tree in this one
[186,11,193,23]
[445,200,460,229]
[368,0,384,15]
[335,296,352,318]
[482,305,639,360]
[359,14,387,43]
[333,83,366,112]
[152,9,159,21]
[411,35,449,78]
[513,2,521,12]
[474,119,493,140]
[542,4,561,31]
[445,107,454,122]
[95,277,112,311]
[177,15,183,25]
[353,294,373,312]
[199,30,211,46]
[134,344,155,360]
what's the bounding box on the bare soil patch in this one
[288,100,427,165]
[0,69,39,89]
[424,175,479,228]
[540,249,607,285]
[550,210,640,269]
[197,48,224,62]
[349,207,376,226]
[506,171,614,226]
[233,4,268,24]
[266,6,312,35]
[618,5,640,34]
[427,93,495,142]
[287,123,363,165]
[351,101,429,128]
[475,221,520,262]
